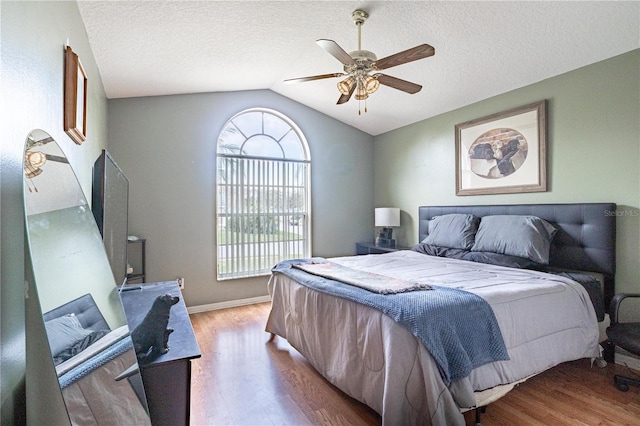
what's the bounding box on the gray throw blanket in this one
[292,261,432,294]
[273,258,509,386]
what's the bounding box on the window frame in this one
[215,108,311,280]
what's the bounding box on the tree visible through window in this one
[216,108,311,279]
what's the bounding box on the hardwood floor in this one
[189,302,640,426]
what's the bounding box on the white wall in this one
[107,90,374,307]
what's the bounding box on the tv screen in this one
[92,150,129,285]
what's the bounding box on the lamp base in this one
[376,227,396,247]
[375,237,396,248]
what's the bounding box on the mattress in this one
[266,250,600,425]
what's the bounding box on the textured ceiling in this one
[78,1,639,136]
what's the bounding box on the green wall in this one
[1,1,109,423]
[374,50,640,293]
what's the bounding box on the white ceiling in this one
[78,1,639,136]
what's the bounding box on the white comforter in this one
[266,251,599,425]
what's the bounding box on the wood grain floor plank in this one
[190,302,640,426]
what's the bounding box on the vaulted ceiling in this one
[78,1,639,136]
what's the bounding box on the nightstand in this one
[355,242,409,255]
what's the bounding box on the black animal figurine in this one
[131,293,180,362]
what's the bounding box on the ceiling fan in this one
[285,9,435,114]
[24,134,69,183]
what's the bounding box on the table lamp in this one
[375,207,400,248]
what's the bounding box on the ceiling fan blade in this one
[336,82,356,105]
[374,44,435,71]
[375,74,422,94]
[45,154,69,164]
[316,39,356,66]
[284,73,344,84]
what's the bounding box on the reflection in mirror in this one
[23,130,151,425]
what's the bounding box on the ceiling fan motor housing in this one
[347,10,376,73]
[345,50,377,73]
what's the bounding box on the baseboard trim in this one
[187,295,271,314]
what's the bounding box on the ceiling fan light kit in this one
[285,9,435,115]
[364,75,380,93]
[337,77,356,95]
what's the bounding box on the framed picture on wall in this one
[454,100,547,196]
[64,46,87,145]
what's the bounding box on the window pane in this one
[232,111,262,137]
[217,123,244,154]
[242,135,284,158]
[263,113,291,141]
[280,132,305,160]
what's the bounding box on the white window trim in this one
[216,108,311,280]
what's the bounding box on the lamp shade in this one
[337,77,355,95]
[375,208,400,227]
[355,83,369,101]
[364,75,380,94]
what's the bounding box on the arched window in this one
[216,108,311,280]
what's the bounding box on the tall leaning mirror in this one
[23,129,151,425]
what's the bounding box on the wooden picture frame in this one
[455,100,547,196]
[64,46,87,145]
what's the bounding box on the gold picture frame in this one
[455,100,547,196]
[64,46,87,145]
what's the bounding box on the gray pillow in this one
[422,214,480,249]
[471,215,557,264]
[44,314,93,356]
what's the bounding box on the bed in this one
[265,203,616,425]
[43,293,150,425]
[43,293,112,367]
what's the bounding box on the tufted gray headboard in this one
[418,203,617,309]
[43,293,110,332]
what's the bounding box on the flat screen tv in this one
[92,149,129,285]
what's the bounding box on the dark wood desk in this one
[120,281,200,426]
